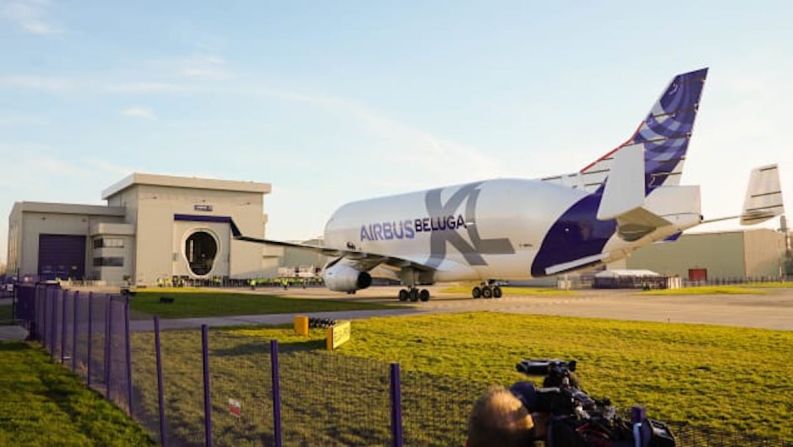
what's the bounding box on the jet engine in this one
[322,263,372,292]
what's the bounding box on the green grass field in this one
[129,312,792,444]
[642,281,793,296]
[129,288,393,319]
[742,281,793,288]
[0,342,153,446]
[642,285,766,295]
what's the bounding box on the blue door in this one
[38,234,86,280]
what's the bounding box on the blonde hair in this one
[467,385,535,447]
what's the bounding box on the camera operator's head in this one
[466,385,537,447]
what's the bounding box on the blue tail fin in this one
[582,68,709,194]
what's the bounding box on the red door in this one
[688,268,708,282]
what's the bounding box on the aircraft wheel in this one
[472,287,482,299]
[398,289,409,301]
[409,288,420,302]
[493,286,503,299]
[419,289,430,302]
[482,286,493,299]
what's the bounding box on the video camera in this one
[513,359,676,447]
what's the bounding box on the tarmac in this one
[128,285,793,331]
[129,308,420,331]
[0,326,28,341]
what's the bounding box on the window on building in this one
[93,257,124,267]
[93,238,124,249]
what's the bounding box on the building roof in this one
[596,269,660,278]
[11,201,126,217]
[102,172,272,199]
[684,228,779,237]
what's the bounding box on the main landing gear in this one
[398,287,431,302]
[472,282,503,299]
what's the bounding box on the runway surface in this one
[132,286,793,331]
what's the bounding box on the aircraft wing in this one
[234,235,436,272]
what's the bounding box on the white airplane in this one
[235,68,785,301]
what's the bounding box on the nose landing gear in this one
[398,287,431,302]
[472,282,503,299]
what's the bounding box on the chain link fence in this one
[16,284,793,446]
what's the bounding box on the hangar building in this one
[625,228,787,281]
[6,173,282,285]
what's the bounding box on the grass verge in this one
[0,342,153,446]
[641,286,766,296]
[129,289,394,319]
[130,313,792,444]
[743,281,793,288]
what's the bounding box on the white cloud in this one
[244,85,516,188]
[106,81,188,94]
[179,54,230,80]
[0,111,48,126]
[121,106,156,120]
[83,159,135,177]
[0,75,72,91]
[1,0,60,35]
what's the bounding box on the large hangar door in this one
[38,234,86,280]
[172,218,230,278]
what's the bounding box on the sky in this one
[1,1,792,264]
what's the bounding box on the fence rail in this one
[15,284,793,446]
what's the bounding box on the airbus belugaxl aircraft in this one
[235,68,785,301]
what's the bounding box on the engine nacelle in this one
[322,263,372,292]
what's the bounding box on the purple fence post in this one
[124,296,133,416]
[631,406,646,446]
[87,292,93,386]
[390,363,403,447]
[154,317,168,447]
[270,339,282,447]
[60,290,68,364]
[41,287,48,346]
[106,296,113,400]
[201,324,213,447]
[49,289,57,357]
[72,291,80,372]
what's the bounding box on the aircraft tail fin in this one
[582,68,709,194]
[741,164,785,225]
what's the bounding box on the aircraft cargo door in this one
[38,234,86,280]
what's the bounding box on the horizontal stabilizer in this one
[597,144,674,241]
[613,208,671,241]
[597,144,646,220]
[741,164,784,225]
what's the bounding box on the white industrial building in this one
[6,173,282,286]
